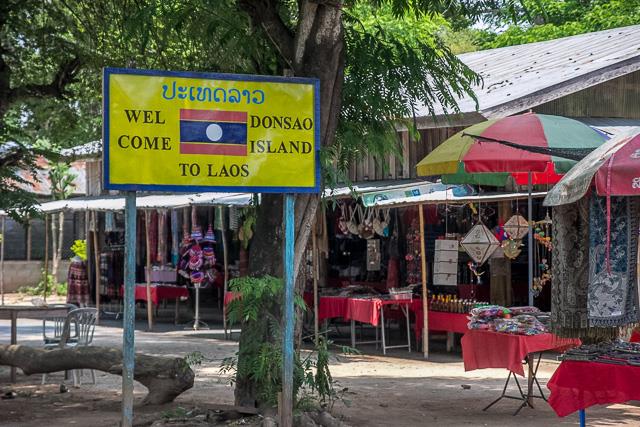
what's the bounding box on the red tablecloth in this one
[120,284,189,306]
[410,300,469,338]
[630,331,640,342]
[461,329,581,376]
[548,360,640,417]
[317,296,411,326]
[318,296,350,321]
[345,298,412,326]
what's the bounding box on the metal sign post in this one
[103,68,320,425]
[281,194,295,427]
[122,191,137,427]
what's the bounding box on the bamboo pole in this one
[312,226,319,346]
[92,211,101,323]
[1,215,5,305]
[419,205,429,359]
[221,207,229,339]
[145,210,154,331]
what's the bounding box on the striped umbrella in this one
[416,113,606,185]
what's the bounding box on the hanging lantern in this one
[461,222,500,266]
[502,238,523,260]
[504,214,529,240]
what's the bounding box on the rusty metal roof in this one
[415,25,640,127]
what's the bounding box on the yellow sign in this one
[103,68,320,193]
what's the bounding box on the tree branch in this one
[237,0,295,67]
[11,56,83,102]
[0,345,194,405]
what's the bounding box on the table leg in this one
[526,354,534,408]
[10,312,17,382]
[350,320,355,349]
[175,298,179,325]
[446,332,454,352]
[405,306,411,353]
[380,306,386,355]
[579,409,586,427]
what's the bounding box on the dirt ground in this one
[1,293,640,426]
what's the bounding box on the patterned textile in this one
[551,199,617,340]
[100,250,124,298]
[588,196,640,327]
[67,258,90,306]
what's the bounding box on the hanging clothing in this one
[67,257,90,307]
[100,250,124,298]
[551,198,617,341]
[588,195,640,327]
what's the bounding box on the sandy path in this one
[1,296,639,426]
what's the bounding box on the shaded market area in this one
[2,19,640,427]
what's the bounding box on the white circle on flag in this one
[205,124,223,142]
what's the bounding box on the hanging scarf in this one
[551,198,618,341]
[588,195,640,327]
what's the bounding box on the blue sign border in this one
[103,67,321,194]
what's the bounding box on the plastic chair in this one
[42,308,98,386]
[42,304,78,345]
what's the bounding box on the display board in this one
[103,67,320,193]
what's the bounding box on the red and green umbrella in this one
[416,113,606,185]
[545,129,640,206]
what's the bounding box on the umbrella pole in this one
[528,171,534,307]
[419,204,429,359]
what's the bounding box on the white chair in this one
[42,304,78,345]
[42,308,98,386]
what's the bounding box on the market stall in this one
[543,128,640,425]
[318,179,548,355]
[35,192,253,330]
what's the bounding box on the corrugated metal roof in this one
[60,140,102,160]
[36,192,253,213]
[371,190,547,208]
[414,25,640,125]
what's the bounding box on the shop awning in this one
[36,192,253,213]
[368,189,547,209]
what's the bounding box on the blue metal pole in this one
[579,409,586,427]
[122,191,137,427]
[282,194,295,427]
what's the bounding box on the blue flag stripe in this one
[180,120,247,144]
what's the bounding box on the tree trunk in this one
[234,0,345,408]
[0,345,194,405]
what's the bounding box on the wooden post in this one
[144,210,154,331]
[0,215,5,305]
[221,207,229,338]
[26,216,32,261]
[122,192,137,427]
[312,226,319,346]
[43,214,49,298]
[419,204,429,359]
[281,194,295,427]
[171,209,179,266]
[92,211,101,323]
[182,207,189,235]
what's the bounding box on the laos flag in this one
[179,109,247,156]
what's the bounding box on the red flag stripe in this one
[180,109,247,122]
[180,142,247,156]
